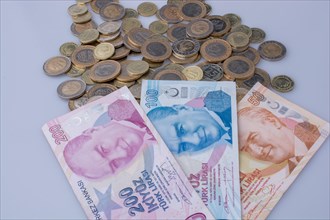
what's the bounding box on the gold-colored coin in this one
[186,18,214,39]
[97,21,121,35]
[169,53,200,65]
[86,96,104,104]
[231,24,252,38]
[137,69,156,84]
[94,42,115,60]
[179,1,207,21]
[121,18,142,34]
[233,47,261,65]
[123,34,141,52]
[149,20,169,34]
[223,56,255,80]
[71,45,99,68]
[81,69,95,85]
[107,35,124,48]
[154,69,187,80]
[182,66,204,80]
[90,60,121,82]
[141,39,172,62]
[236,88,248,103]
[59,42,78,57]
[111,46,131,60]
[163,63,184,72]
[206,15,231,37]
[127,27,154,48]
[227,32,250,49]
[137,2,158,17]
[113,79,136,88]
[158,4,183,24]
[68,4,88,16]
[57,79,87,100]
[149,34,169,41]
[127,60,149,77]
[167,23,187,42]
[200,38,232,63]
[236,67,271,89]
[78,29,99,44]
[71,20,97,36]
[129,83,142,99]
[43,56,72,76]
[87,83,117,98]
[142,57,164,69]
[67,65,86,77]
[97,32,121,43]
[90,0,119,14]
[124,8,139,19]
[100,3,125,21]
[223,13,242,28]
[72,11,92,24]
[116,60,141,82]
[68,94,89,111]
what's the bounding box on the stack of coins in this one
[43,0,294,110]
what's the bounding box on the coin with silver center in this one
[200,38,232,63]
[100,3,125,21]
[87,84,118,98]
[237,68,271,89]
[258,40,287,61]
[71,45,99,68]
[179,1,207,21]
[43,56,72,76]
[271,75,294,92]
[141,39,172,62]
[223,56,255,80]
[90,60,121,82]
[201,63,224,81]
[57,79,87,99]
[186,18,214,39]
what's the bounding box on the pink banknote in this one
[238,82,329,219]
[42,87,214,220]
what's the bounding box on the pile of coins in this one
[43,0,295,110]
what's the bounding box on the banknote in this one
[238,82,329,220]
[141,80,242,219]
[42,87,214,220]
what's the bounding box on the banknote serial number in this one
[49,124,68,145]
[144,89,159,109]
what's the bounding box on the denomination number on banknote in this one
[49,124,68,145]
[248,91,264,106]
[144,89,159,109]
[188,174,201,188]
[119,187,145,216]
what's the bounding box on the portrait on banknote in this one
[147,104,227,154]
[42,87,215,220]
[238,106,319,175]
[141,80,242,220]
[238,83,329,220]
[63,100,153,180]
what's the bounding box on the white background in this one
[1,0,329,219]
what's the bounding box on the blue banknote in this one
[141,80,242,219]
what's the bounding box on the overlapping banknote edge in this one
[140,80,242,219]
[238,82,330,220]
[41,86,215,220]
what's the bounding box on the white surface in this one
[1,1,329,219]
